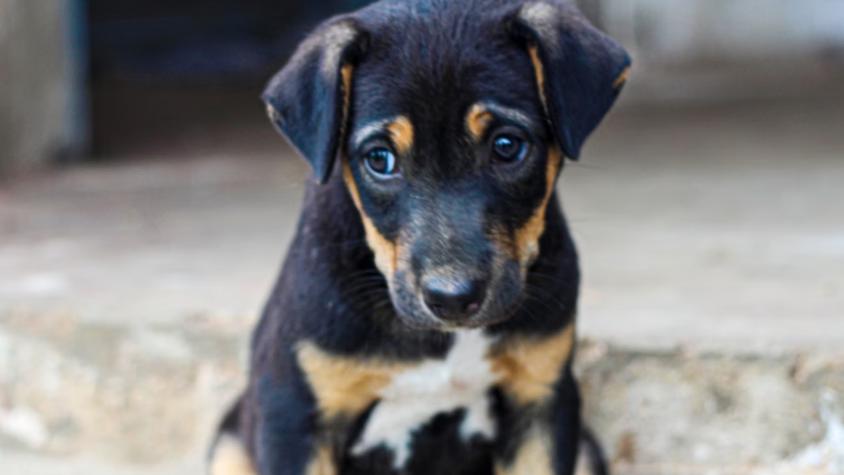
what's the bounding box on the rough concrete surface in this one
[1,92,843,474]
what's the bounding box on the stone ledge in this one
[1,312,841,474]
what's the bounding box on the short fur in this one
[212,1,629,474]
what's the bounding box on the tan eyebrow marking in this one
[386,115,414,155]
[467,101,537,140]
[351,115,414,155]
[466,103,495,141]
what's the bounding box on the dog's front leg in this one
[255,341,394,475]
[491,324,580,475]
[254,375,343,475]
[495,369,581,475]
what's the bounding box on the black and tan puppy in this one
[210,1,629,474]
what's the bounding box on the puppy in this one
[210,1,629,474]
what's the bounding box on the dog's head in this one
[264,0,630,330]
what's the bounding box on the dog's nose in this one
[422,276,487,322]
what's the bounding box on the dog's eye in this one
[492,134,529,164]
[364,147,399,178]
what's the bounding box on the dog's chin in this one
[387,298,443,331]
[388,291,520,333]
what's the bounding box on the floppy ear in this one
[263,19,368,184]
[512,1,631,160]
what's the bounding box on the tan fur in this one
[613,66,631,89]
[338,64,402,279]
[520,36,560,270]
[339,63,403,279]
[296,341,409,418]
[386,115,415,156]
[298,319,575,416]
[466,103,494,141]
[490,323,575,405]
[513,147,562,267]
[305,445,338,475]
[209,435,257,475]
[342,163,399,277]
[339,64,354,144]
[527,45,549,116]
[296,319,574,472]
[495,429,555,475]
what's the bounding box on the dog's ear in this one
[263,19,368,184]
[512,1,631,160]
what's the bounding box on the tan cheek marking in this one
[338,73,404,279]
[209,435,257,475]
[613,66,631,89]
[305,445,337,475]
[494,429,554,475]
[296,342,407,418]
[342,163,398,277]
[340,66,401,278]
[528,45,549,116]
[386,115,414,156]
[490,323,575,405]
[513,147,562,267]
[466,103,494,142]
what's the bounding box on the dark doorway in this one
[87,0,372,159]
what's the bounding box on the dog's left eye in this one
[492,133,529,164]
[364,147,399,178]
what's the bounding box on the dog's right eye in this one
[491,133,529,165]
[364,147,399,179]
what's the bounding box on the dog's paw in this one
[209,434,256,475]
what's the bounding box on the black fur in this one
[216,1,628,474]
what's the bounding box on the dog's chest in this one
[351,330,497,469]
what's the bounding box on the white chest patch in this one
[351,330,497,469]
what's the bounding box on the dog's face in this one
[264,0,630,330]
[341,32,557,329]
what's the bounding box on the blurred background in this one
[1,1,843,474]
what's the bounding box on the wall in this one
[0,0,86,171]
[594,0,844,63]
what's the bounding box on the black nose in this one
[422,276,487,322]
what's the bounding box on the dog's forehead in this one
[351,2,543,136]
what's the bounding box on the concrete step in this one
[1,313,842,474]
[578,341,844,474]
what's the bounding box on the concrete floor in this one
[1,91,843,473]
